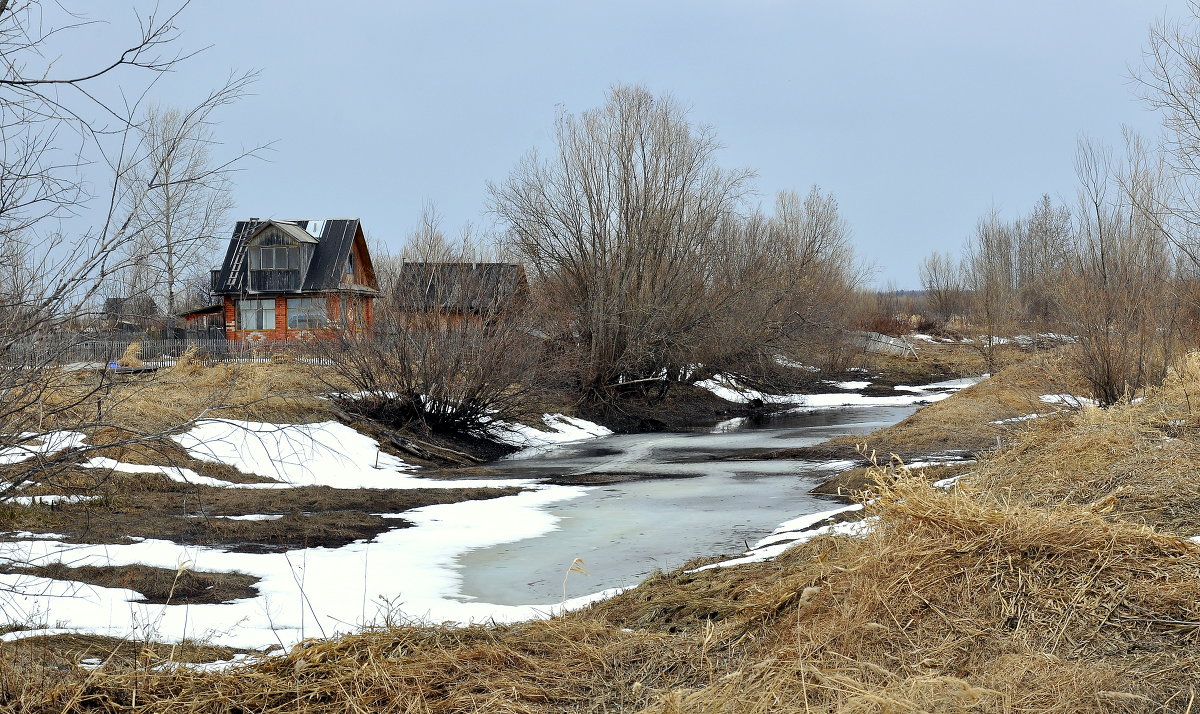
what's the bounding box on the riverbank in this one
[2,339,1119,709]
[8,347,1198,711]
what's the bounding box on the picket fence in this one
[9,335,329,366]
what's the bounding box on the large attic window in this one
[248,229,299,271]
[248,228,302,291]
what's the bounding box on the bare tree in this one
[1059,136,1185,404]
[919,251,966,321]
[709,187,864,377]
[960,209,1021,370]
[117,95,254,320]
[0,2,259,498]
[1139,2,1200,261]
[490,85,758,401]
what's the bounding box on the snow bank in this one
[0,431,86,465]
[0,485,620,649]
[490,414,612,451]
[688,504,874,572]
[696,374,983,410]
[1040,394,1099,408]
[829,380,870,390]
[170,420,530,490]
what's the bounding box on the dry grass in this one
[631,475,1200,713]
[0,619,711,713]
[828,349,1087,456]
[8,470,1198,713]
[33,360,329,437]
[0,562,259,604]
[7,350,1200,712]
[860,339,1026,386]
[115,343,143,368]
[965,352,1200,537]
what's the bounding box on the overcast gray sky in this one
[111,1,1192,287]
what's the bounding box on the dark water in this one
[454,405,919,605]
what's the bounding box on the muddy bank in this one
[0,483,523,551]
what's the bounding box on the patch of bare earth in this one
[0,479,522,551]
[0,563,259,605]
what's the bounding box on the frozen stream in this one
[458,404,920,604]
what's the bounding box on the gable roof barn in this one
[392,263,527,314]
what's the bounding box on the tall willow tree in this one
[490,85,754,399]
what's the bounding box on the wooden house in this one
[210,218,379,340]
[389,262,528,329]
[102,295,161,332]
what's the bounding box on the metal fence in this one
[8,334,328,366]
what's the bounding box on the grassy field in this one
[10,341,1196,712]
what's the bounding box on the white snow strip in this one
[1039,394,1099,408]
[711,417,747,433]
[1,531,68,540]
[689,516,876,572]
[894,376,983,393]
[932,473,970,488]
[9,494,100,507]
[693,375,791,404]
[214,514,284,521]
[0,628,75,642]
[989,412,1058,425]
[0,431,87,465]
[0,485,622,649]
[82,457,255,489]
[789,392,948,409]
[830,380,871,390]
[751,504,864,549]
[172,420,532,490]
[696,374,983,409]
[773,355,819,371]
[490,414,612,453]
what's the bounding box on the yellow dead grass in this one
[827,349,1086,456]
[8,350,1200,713]
[634,475,1200,713]
[969,351,1200,536]
[36,360,329,437]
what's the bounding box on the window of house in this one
[237,298,275,330]
[287,297,329,329]
[345,253,354,276]
[249,244,300,271]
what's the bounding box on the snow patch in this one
[0,431,87,465]
[491,414,612,454]
[0,485,620,649]
[172,420,530,490]
[1040,394,1099,408]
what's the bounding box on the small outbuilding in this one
[390,262,528,328]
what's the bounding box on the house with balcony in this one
[209,218,379,340]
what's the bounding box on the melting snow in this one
[489,414,612,454]
[0,431,87,465]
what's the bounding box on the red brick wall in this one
[221,294,376,340]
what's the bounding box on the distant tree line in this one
[917,132,1195,404]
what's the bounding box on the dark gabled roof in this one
[392,263,527,313]
[178,303,223,318]
[212,218,376,295]
[104,295,160,318]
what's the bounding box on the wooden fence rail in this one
[8,335,332,366]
